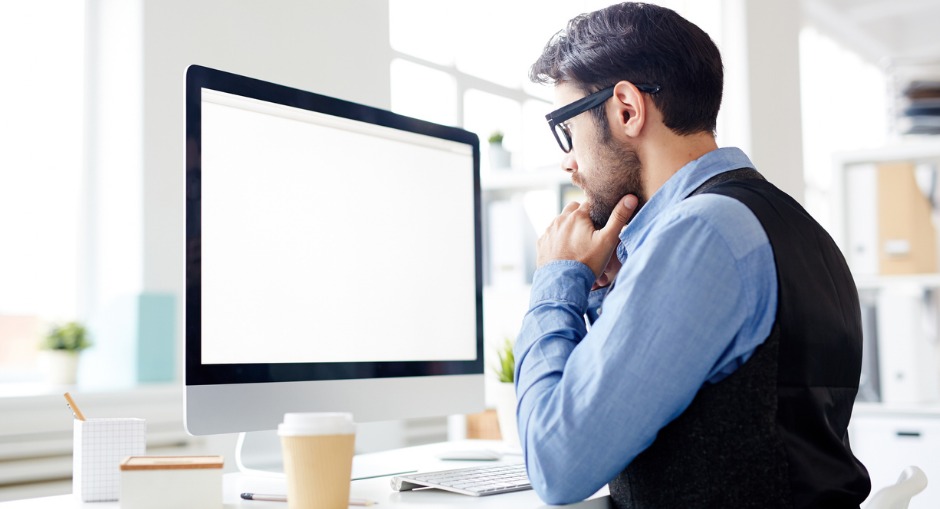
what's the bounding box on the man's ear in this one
[611,81,646,138]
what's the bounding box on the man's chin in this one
[587,204,610,230]
[588,196,644,230]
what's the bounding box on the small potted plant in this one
[38,321,92,385]
[487,130,512,169]
[491,338,519,447]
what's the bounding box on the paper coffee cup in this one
[278,413,355,509]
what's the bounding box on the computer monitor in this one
[184,65,484,437]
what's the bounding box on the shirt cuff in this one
[529,260,595,313]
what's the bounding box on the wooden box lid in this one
[120,455,224,471]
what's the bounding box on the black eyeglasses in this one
[545,83,661,153]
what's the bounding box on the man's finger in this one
[600,195,638,239]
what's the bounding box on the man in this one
[513,3,871,508]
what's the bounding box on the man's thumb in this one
[602,195,638,237]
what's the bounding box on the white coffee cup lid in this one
[278,412,355,436]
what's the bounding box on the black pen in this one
[240,493,377,505]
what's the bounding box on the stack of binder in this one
[844,162,938,276]
[898,80,940,135]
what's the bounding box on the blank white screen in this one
[200,91,478,364]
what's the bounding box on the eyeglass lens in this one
[553,122,572,152]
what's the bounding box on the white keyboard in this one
[391,463,531,496]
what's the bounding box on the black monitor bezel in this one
[185,65,484,386]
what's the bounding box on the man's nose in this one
[561,152,577,174]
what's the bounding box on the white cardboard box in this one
[120,455,223,509]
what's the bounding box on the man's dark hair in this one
[530,2,723,136]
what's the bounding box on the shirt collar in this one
[616,147,755,262]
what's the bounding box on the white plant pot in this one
[488,144,512,170]
[494,382,520,449]
[38,350,80,385]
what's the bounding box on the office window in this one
[463,89,523,167]
[388,0,458,67]
[522,99,558,171]
[388,0,729,168]
[0,1,84,382]
[799,26,888,226]
[390,59,458,127]
[388,0,627,171]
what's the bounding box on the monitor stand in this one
[234,430,417,480]
[235,430,284,477]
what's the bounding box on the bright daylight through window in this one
[0,2,84,385]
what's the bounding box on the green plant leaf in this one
[41,321,92,352]
[491,337,515,383]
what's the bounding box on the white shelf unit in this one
[854,273,940,290]
[478,167,581,289]
[833,140,940,402]
[833,141,940,508]
[830,140,940,256]
[478,167,579,408]
[480,168,571,192]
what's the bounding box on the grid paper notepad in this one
[73,418,146,502]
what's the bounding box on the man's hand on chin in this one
[536,195,637,280]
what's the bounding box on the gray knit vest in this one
[608,169,871,508]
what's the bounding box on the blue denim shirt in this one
[513,147,779,505]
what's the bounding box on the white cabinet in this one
[850,404,940,508]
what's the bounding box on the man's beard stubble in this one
[584,141,645,230]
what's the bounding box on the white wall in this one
[715,0,805,204]
[84,0,392,383]
[739,0,805,204]
[666,0,805,203]
[141,0,393,292]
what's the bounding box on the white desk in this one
[0,440,611,508]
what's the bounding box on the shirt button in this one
[597,308,602,315]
